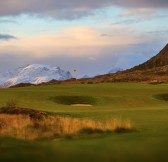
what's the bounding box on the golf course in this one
[0,83,168,162]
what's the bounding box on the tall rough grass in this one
[0,114,134,140]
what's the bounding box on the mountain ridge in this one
[130,43,168,71]
[86,43,168,83]
[41,44,168,85]
[0,64,72,87]
[2,43,168,88]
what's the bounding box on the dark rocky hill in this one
[131,44,168,71]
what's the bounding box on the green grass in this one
[0,83,168,162]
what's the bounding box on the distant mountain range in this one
[82,75,91,79]
[108,67,123,74]
[1,43,168,88]
[0,64,72,87]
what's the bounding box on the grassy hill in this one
[0,83,168,162]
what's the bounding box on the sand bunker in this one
[70,104,93,107]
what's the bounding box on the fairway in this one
[0,83,168,162]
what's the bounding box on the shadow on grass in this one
[49,96,97,105]
[153,93,168,101]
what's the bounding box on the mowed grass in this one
[0,83,168,162]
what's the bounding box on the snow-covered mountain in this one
[0,64,72,87]
[108,67,123,74]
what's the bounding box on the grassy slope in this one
[0,83,168,162]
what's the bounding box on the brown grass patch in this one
[0,112,134,140]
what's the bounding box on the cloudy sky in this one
[0,0,168,77]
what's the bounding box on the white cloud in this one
[0,26,148,58]
[120,8,155,17]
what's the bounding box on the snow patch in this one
[0,64,72,87]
